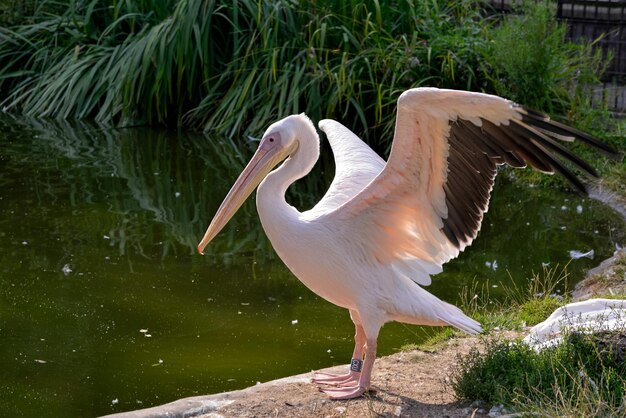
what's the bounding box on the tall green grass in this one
[452,262,626,416]
[451,331,626,416]
[458,263,572,332]
[186,0,494,141]
[1,0,608,142]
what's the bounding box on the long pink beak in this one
[197,139,286,255]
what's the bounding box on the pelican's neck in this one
[256,121,320,220]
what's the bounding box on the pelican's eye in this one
[260,132,281,151]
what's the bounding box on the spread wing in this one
[318,88,617,286]
[306,119,385,216]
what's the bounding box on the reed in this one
[0,0,609,146]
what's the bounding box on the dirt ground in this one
[106,335,511,418]
[199,335,503,418]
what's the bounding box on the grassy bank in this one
[3,2,624,271]
[440,258,626,417]
[2,0,623,198]
[0,0,493,135]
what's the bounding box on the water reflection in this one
[0,116,623,417]
[46,119,258,253]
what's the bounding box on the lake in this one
[0,116,623,417]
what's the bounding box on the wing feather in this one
[306,119,384,216]
[317,88,618,285]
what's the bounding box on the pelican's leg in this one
[312,317,365,386]
[320,317,381,400]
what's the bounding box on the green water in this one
[0,117,624,417]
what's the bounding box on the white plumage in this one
[198,88,617,399]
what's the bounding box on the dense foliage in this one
[451,331,626,416]
[0,0,607,142]
[484,2,605,115]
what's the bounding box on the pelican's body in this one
[255,118,474,330]
[198,88,618,399]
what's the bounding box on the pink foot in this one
[312,371,359,387]
[319,384,367,400]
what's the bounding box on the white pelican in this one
[198,88,618,399]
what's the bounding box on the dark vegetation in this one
[0,1,614,142]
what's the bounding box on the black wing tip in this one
[442,223,461,249]
[568,177,590,196]
[520,109,621,158]
[517,105,547,120]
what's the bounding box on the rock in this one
[470,400,485,409]
[334,406,346,414]
[573,248,626,301]
[524,299,626,350]
[488,404,509,417]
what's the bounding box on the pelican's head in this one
[197,114,311,254]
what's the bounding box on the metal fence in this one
[556,0,626,113]
[557,0,626,82]
[489,0,626,112]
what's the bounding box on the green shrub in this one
[518,297,563,326]
[451,331,626,416]
[484,2,606,115]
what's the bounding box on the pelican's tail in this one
[434,301,482,335]
[390,275,482,335]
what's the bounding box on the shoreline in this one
[101,336,501,418]
[101,250,626,418]
[103,185,626,418]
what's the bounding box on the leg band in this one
[349,358,363,372]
